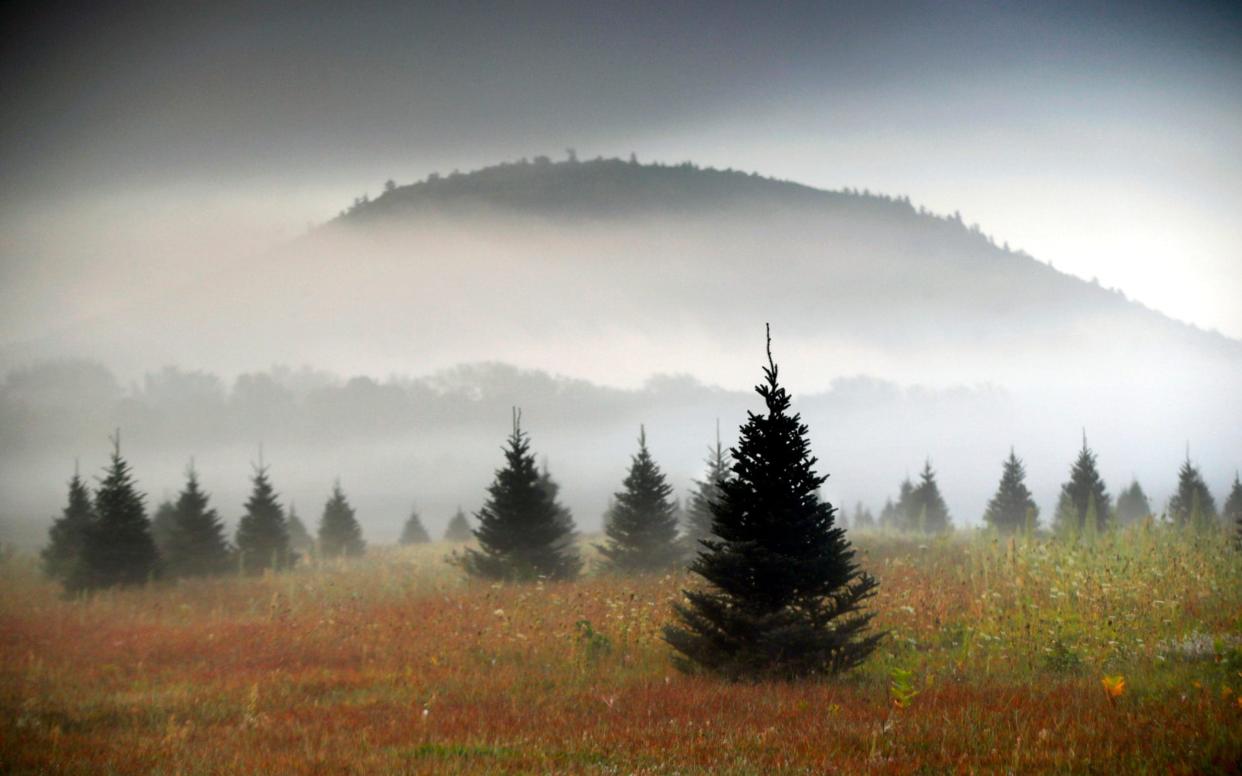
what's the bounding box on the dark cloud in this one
[3,1,1238,194]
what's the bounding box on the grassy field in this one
[2,527,1240,774]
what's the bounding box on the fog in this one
[1,161,1238,549]
[2,2,1240,553]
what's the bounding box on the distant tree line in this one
[37,329,1242,682]
[844,434,1238,542]
[42,438,371,592]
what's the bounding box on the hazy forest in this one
[4,3,1242,774]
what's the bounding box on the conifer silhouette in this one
[664,326,881,679]
[400,508,432,544]
[41,466,95,585]
[1224,473,1242,548]
[1167,453,1218,530]
[458,409,581,581]
[444,507,473,542]
[235,460,291,574]
[164,463,232,577]
[683,422,730,553]
[1115,480,1152,525]
[286,504,314,556]
[982,449,1037,534]
[910,460,951,533]
[70,433,160,591]
[598,426,681,573]
[1053,434,1111,537]
[318,481,366,558]
[150,499,178,560]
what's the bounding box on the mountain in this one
[4,156,1238,388]
[1,157,1238,539]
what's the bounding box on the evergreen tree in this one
[536,461,576,539]
[1115,480,1152,525]
[234,464,291,574]
[286,504,314,556]
[682,424,730,552]
[150,499,178,559]
[894,477,916,531]
[318,481,366,558]
[910,460,951,533]
[444,507,473,542]
[164,464,232,577]
[1053,435,1111,537]
[664,327,881,679]
[877,497,898,530]
[458,410,581,581]
[851,502,876,531]
[70,435,160,591]
[982,449,1037,534]
[1223,473,1242,548]
[1053,491,1079,542]
[400,508,431,545]
[41,468,95,585]
[597,426,681,573]
[1167,455,1218,529]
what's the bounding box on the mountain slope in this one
[3,156,1238,391]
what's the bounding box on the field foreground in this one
[2,530,1240,774]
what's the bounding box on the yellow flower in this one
[1101,675,1126,699]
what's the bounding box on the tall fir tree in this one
[286,504,314,556]
[400,508,432,544]
[318,481,366,558]
[458,410,581,581]
[1223,473,1242,548]
[163,464,232,578]
[1167,454,1218,530]
[70,434,160,591]
[682,423,730,552]
[1053,434,1111,537]
[910,460,951,534]
[598,426,681,573]
[664,326,881,679]
[41,467,95,585]
[982,449,1038,534]
[1115,479,1152,525]
[443,507,473,542]
[234,463,291,574]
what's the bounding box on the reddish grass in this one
[2,532,1239,774]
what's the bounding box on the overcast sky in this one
[3,0,1240,340]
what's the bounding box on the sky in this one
[1,0,1241,344]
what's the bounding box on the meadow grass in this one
[2,526,1239,774]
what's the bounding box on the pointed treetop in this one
[763,322,781,394]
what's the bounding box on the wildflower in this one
[1101,675,1126,700]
